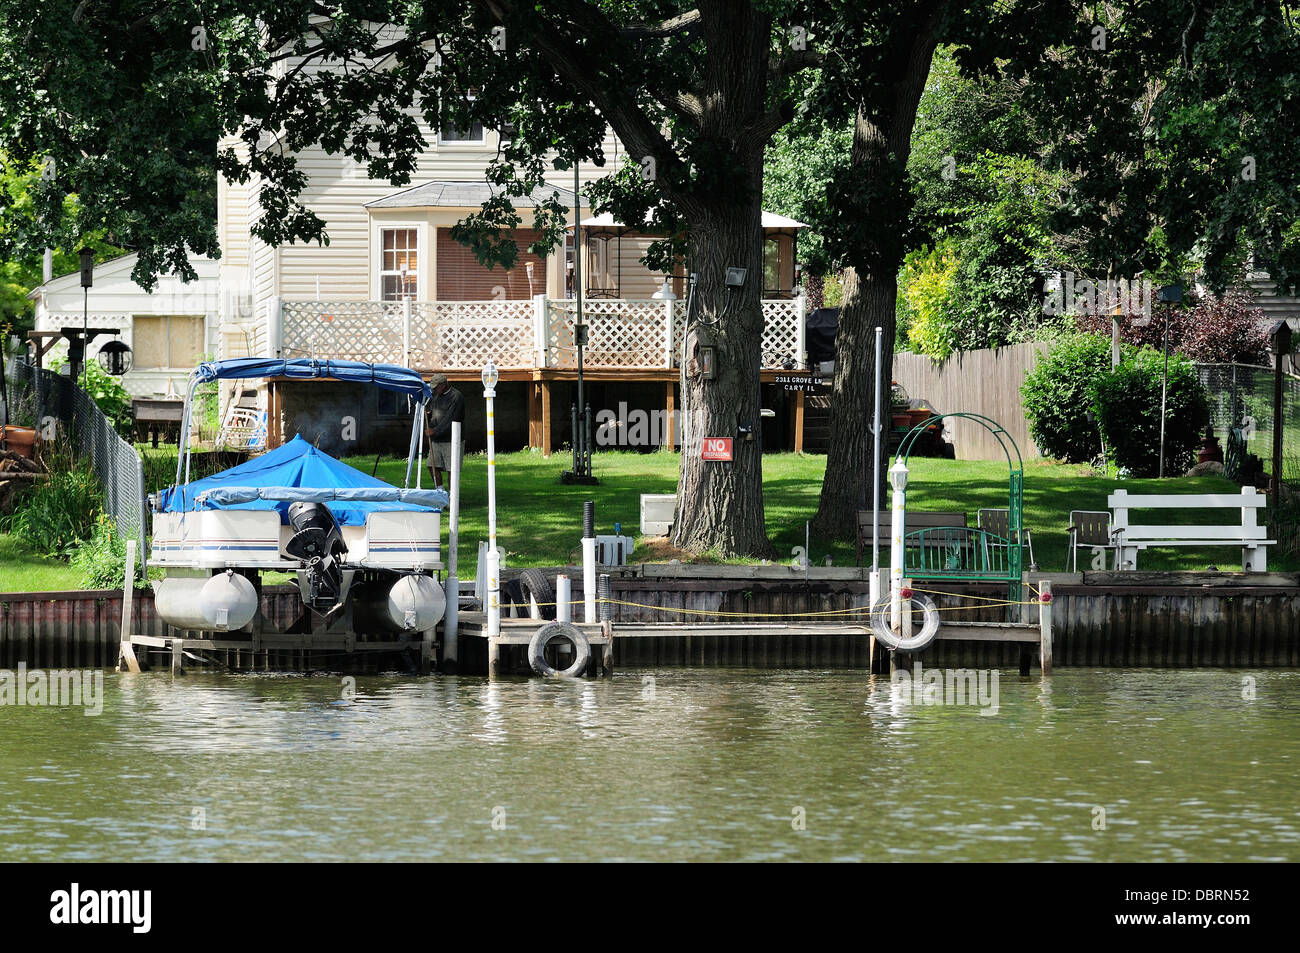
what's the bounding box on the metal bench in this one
[1108,487,1275,571]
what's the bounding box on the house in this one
[27,252,223,400]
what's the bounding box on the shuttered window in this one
[132,315,204,369]
[436,228,547,301]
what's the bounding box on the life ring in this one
[528,621,591,678]
[868,591,941,651]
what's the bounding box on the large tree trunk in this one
[810,269,896,540]
[812,11,943,540]
[673,201,774,557]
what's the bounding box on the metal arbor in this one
[895,412,1025,609]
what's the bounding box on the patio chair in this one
[976,508,1038,572]
[1066,509,1122,571]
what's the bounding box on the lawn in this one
[342,449,1296,572]
[0,534,82,592]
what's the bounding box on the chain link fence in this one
[1199,362,1300,559]
[4,359,147,574]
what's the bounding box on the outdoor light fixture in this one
[793,262,804,294]
[696,329,717,380]
[97,338,133,376]
[77,246,94,394]
[1157,284,1183,304]
[724,267,747,288]
[78,247,95,289]
[652,278,676,300]
[889,460,909,492]
[481,359,499,394]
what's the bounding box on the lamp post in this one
[888,460,909,633]
[1268,320,1293,511]
[482,360,500,637]
[77,247,94,392]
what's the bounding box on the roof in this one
[579,210,807,230]
[366,180,578,209]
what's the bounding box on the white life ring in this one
[868,591,941,651]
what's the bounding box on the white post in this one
[483,363,500,637]
[533,293,548,368]
[402,296,412,367]
[872,325,883,574]
[117,539,141,673]
[663,298,675,368]
[557,574,572,623]
[443,419,462,667]
[1039,580,1053,675]
[888,461,908,633]
[583,537,597,623]
[268,295,283,358]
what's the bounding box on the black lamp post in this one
[77,246,95,392]
[1268,320,1293,510]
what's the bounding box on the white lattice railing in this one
[276,296,805,370]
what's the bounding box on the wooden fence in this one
[894,341,1048,460]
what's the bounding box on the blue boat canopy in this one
[157,435,448,525]
[194,358,433,402]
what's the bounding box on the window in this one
[380,228,419,301]
[436,227,546,300]
[377,388,413,418]
[132,315,204,369]
[763,235,788,297]
[439,91,485,144]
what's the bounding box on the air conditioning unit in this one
[640,494,677,536]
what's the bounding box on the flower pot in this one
[908,408,933,427]
[891,413,912,429]
[0,425,37,459]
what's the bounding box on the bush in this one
[0,456,103,556]
[1021,333,1112,463]
[70,516,138,589]
[1075,289,1270,365]
[50,356,133,434]
[1092,348,1209,477]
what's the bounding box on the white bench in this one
[1108,487,1275,571]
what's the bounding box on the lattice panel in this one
[546,299,671,368]
[761,300,801,368]
[281,301,402,363]
[414,300,535,369]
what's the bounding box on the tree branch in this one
[620,10,701,40]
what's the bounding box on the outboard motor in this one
[284,501,347,612]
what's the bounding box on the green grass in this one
[0,534,83,592]
[342,450,1297,572]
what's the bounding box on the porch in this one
[260,294,815,455]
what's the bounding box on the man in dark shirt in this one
[424,373,465,489]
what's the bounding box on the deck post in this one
[116,539,141,673]
[533,293,548,368]
[1039,580,1053,675]
[792,390,805,453]
[171,638,185,676]
[541,380,553,457]
[663,299,675,368]
[795,293,807,367]
[664,382,676,449]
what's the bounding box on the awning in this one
[195,358,433,402]
[366,180,578,209]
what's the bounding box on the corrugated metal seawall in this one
[2,573,1298,670]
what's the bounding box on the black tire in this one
[527,622,591,678]
[502,578,524,614]
[518,568,557,620]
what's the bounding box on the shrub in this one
[50,356,133,434]
[70,516,140,590]
[1092,348,1209,477]
[1075,289,1270,365]
[0,455,103,556]
[1020,332,1112,463]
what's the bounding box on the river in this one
[1,668,1296,861]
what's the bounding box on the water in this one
[1,668,1297,862]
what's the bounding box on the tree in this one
[807,0,1300,538]
[0,0,857,558]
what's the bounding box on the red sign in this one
[702,437,733,461]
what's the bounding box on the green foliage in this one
[764,121,853,276]
[897,242,959,358]
[1093,349,1209,478]
[0,454,103,556]
[70,515,142,590]
[1021,333,1113,463]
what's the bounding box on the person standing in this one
[425,373,465,489]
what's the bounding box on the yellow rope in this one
[506,595,1039,619]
